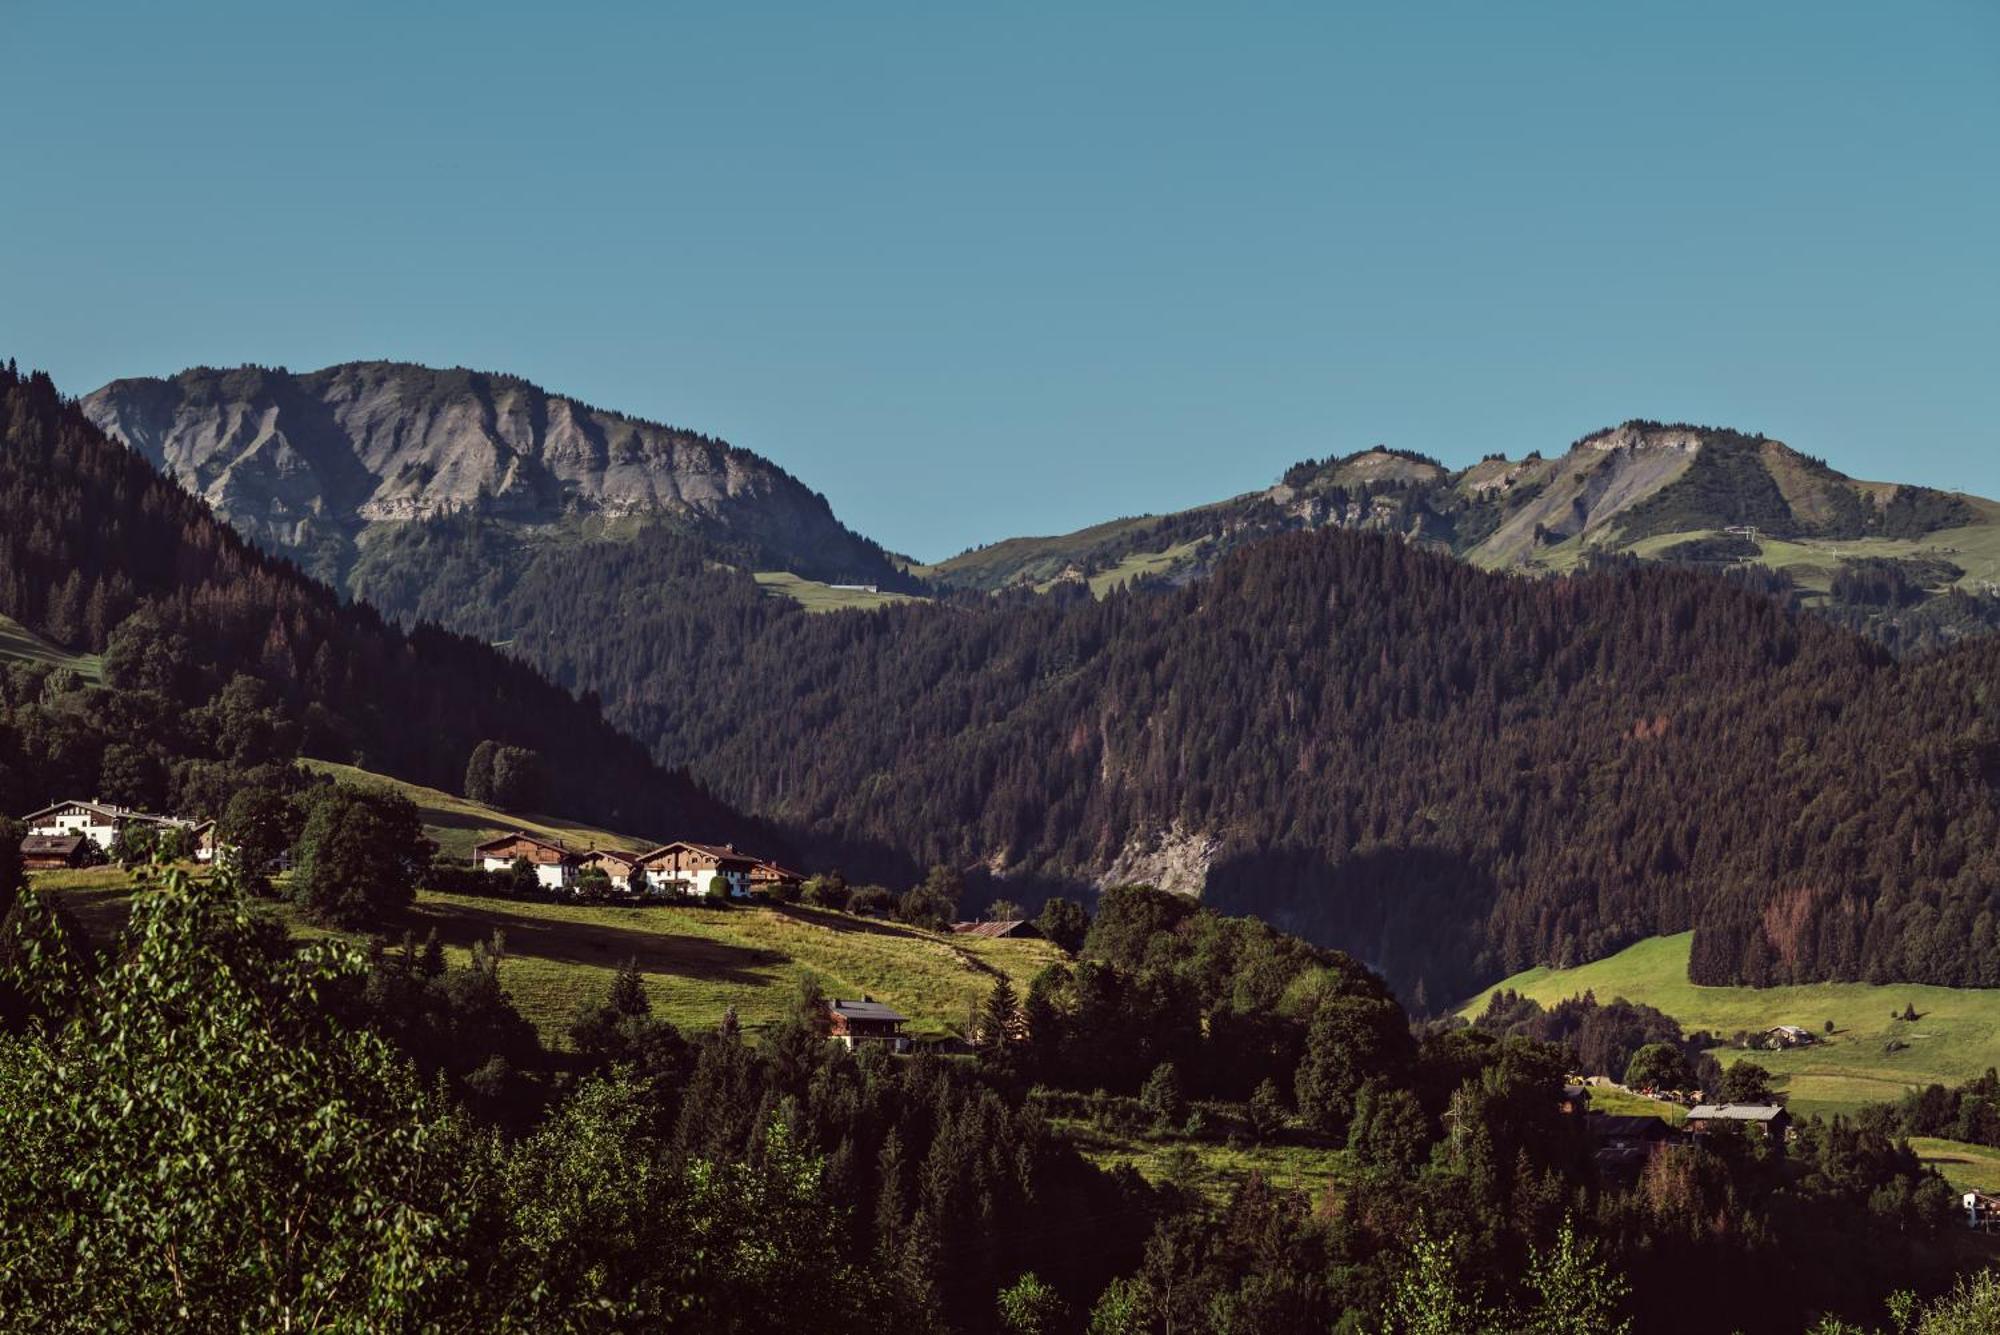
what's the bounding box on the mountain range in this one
[48,360,2000,1001]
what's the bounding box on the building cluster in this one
[1564,1088,1794,1184]
[472,830,803,901]
[18,798,217,870]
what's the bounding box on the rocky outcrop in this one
[81,362,901,588]
[1096,823,1221,898]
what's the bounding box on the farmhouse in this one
[474,831,582,891]
[951,919,1044,940]
[826,997,910,1052]
[1964,1191,2000,1232]
[191,820,219,864]
[1687,1103,1792,1142]
[576,848,642,894]
[22,798,190,851]
[748,859,805,893]
[19,834,87,871]
[1585,1111,1682,1184]
[1765,1024,1815,1048]
[636,840,756,899]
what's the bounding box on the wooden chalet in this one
[1686,1103,1791,1142]
[22,799,189,851]
[474,831,582,891]
[951,919,1043,940]
[635,840,757,899]
[20,833,87,871]
[826,997,910,1052]
[191,820,219,864]
[1965,1191,2000,1232]
[575,848,643,894]
[747,859,806,893]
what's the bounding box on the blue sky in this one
[3,2,1995,560]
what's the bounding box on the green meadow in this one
[1462,933,2000,1118]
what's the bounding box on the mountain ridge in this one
[81,361,911,592]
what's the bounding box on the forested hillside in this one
[0,362,750,843]
[334,506,2000,1002]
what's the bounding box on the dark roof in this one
[473,830,575,858]
[638,840,757,865]
[1688,1103,1788,1122]
[581,848,641,867]
[20,834,83,855]
[951,919,1043,939]
[1585,1113,1678,1142]
[828,998,907,1024]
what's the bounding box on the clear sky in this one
[3,2,1995,560]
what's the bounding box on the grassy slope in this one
[1911,1138,2000,1195]
[404,891,1062,1042]
[1460,934,2000,1118]
[752,570,920,613]
[1052,1119,1347,1205]
[37,867,1062,1046]
[299,759,656,861]
[0,613,104,680]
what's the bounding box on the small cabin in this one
[474,831,581,891]
[191,820,219,864]
[1765,1025,1815,1049]
[951,920,1044,940]
[1686,1103,1791,1142]
[826,997,910,1052]
[20,834,87,871]
[636,840,757,899]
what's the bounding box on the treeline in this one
[348,503,2000,999]
[1,860,1982,1333]
[0,362,753,844]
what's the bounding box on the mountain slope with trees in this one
[337,509,2000,1002]
[0,360,752,847]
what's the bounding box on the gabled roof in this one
[828,998,907,1024]
[1585,1113,1678,1141]
[951,919,1042,939]
[579,848,641,867]
[750,859,806,881]
[23,798,129,823]
[637,839,757,866]
[22,800,190,830]
[473,830,575,858]
[1688,1103,1787,1122]
[20,834,83,855]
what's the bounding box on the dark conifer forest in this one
[344,504,2000,1002]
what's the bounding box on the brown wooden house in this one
[474,831,582,891]
[20,834,87,871]
[635,840,757,899]
[826,997,910,1052]
[576,849,642,894]
[748,859,806,893]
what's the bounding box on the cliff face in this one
[81,361,900,587]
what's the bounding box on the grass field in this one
[1461,933,2000,1118]
[1052,1120,1347,1205]
[752,571,920,613]
[1582,1085,1688,1124]
[1911,1138,2000,1195]
[37,865,1062,1047]
[0,613,103,680]
[401,891,1063,1042]
[299,759,658,861]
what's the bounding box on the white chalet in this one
[23,799,190,851]
[473,831,581,891]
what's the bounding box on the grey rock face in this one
[81,361,892,584]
